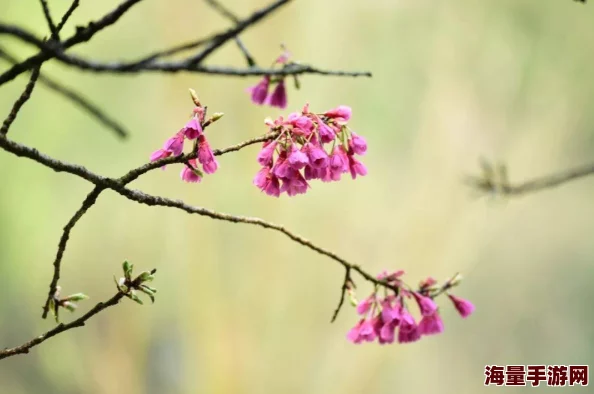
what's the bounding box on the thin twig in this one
[39,0,59,40]
[0,67,41,135]
[0,0,369,79]
[0,29,370,77]
[466,160,594,196]
[41,187,104,319]
[0,47,128,138]
[0,0,286,86]
[55,0,80,33]
[204,0,257,67]
[0,0,145,86]
[187,0,290,65]
[331,267,353,323]
[1,271,151,360]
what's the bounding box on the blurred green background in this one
[2,0,594,392]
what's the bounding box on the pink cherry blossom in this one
[163,132,185,156]
[150,149,172,170]
[150,149,171,162]
[272,154,291,179]
[257,141,277,167]
[182,117,202,140]
[418,312,445,336]
[253,104,368,197]
[349,132,367,156]
[180,159,202,183]
[348,154,367,179]
[267,80,287,109]
[413,292,438,316]
[247,76,270,105]
[397,309,421,344]
[347,318,376,344]
[317,119,336,143]
[253,166,280,197]
[324,105,352,123]
[197,136,218,174]
[448,294,475,318]
[287,144,309,169]
[356,295,375,315]
[279,169,309,196]
[345,270,472,346]
[304,143,329,169]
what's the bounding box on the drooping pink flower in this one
[418,312,444,336]
[327,147,349,181]
[448,294,475,318]
[348,154,367,179]
[247,76,270,105]
[380,296,401,324]
[397,309,421,344]
[202,160,218,174]
[182,117,202,140]
[304,143,329,169]
[197,136,218,174]
[280,169,309,196]
[349,132,367,156]
[324,105,352,123]
[267,80,287,109]
[413,292,438,316]
[180,159,202,183]
[257,141,277,166]
[356,295,375,315]
[303,165,325,180]
[379,320,398,344]
[253,167,280,197]
[150,149,171,162]
[347,319,365,344]
[287,144,309,169]
[288,114,314,136]
[163,132,185,156]
[317,119,335,143]
[347,319,376,344]
[271,153,290,179]
[150,149,172,170]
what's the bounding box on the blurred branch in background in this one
[0,47,128,138]
[467,159,594,197]
[204,0,257,67]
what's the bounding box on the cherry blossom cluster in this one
[253,104,368,197]
[246,48,292,109]
[347,271,474,345]
[149,90,220,183]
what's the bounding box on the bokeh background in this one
[1,0,594,392]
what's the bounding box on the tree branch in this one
[1,269,154,360]
[0,66,40,135]
[0,47,128,138]
[204,0,257,67]
[467,160,594,197]
[55,0,80,34]
[38,0,59,40]
[39,131,279,318]
[42,187,104,319]
[0,0,145,86]
[0,24,370,77]
[0,131,394,319]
